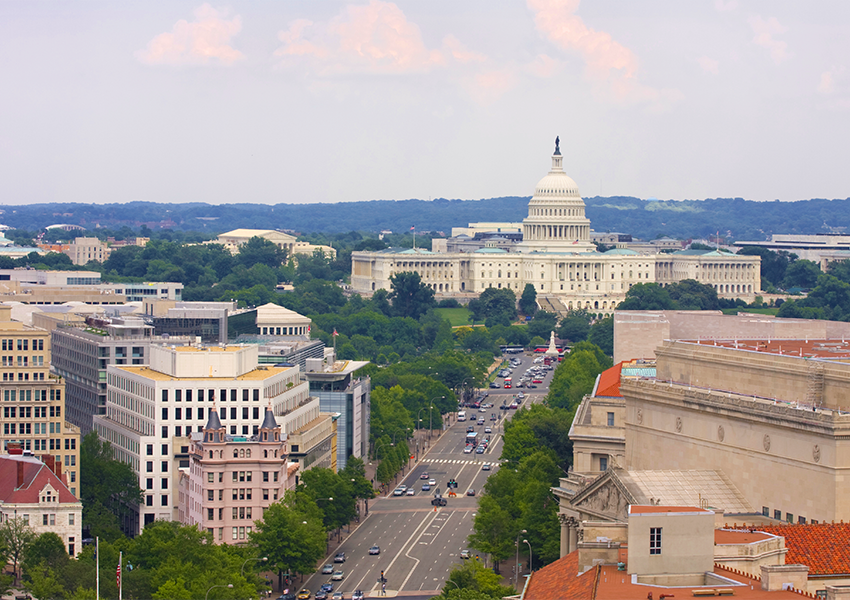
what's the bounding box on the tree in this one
[79,431,144,539]
[617,283,675,311]
[0,517,35,584]
[666,279,719,310]
[783,259,821,289]
[588,317,614,356]
[468,288,517,326]
[738,246,796,289]
[388,272,436,319]
[22,562,65,600]
[556,310,591,343]
[526,310,559,340]
[250,490,326,586]
[237,236,287,269]
[21,532,69,578]
[298,468,356,533]
[518,284,538,316]
[547,341,612,411]
[468,495,514,573]
[441,557,515,598]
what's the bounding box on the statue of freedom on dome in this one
[555,136,560,152]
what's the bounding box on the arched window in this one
[209,451,213,459]
[264,450,268,458]
[246,450,251,458]
[233,449,238,458]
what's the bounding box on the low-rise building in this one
[178,406,296,544]
[64,237,111,265]
[0,453,82,557]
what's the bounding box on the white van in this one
[457,411,467,421]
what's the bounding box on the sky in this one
[1,1,849,206]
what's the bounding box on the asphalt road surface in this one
[299,353,554,599]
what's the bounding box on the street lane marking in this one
[372,508,438,593]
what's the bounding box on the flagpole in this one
[96,537,100,600]
[119,550,123,600]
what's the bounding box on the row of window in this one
[3,390,60,403]
[161,388,261,403]
[160,424,258,438]
[16,512,76,526]
[763,507,814,524]
[1,356,45,367]
[206,506,254,521]
[3,405,63,418]
[1,339,45,351]
[204,470,279,483]
[2,372,46,381]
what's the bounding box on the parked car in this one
[369,545,381,555]
[489,382,500,389]
[334,552,346,563]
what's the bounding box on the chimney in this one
[827,586,850,600]
[17,460,24,488]
[41,454,55,472]
[761,564,809,592]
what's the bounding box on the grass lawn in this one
[435,307,473,327]
[721,307,779,316]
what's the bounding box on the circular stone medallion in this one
[763,434,771,452]
[718,425,725,442]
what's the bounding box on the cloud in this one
[136,4,244,66]
[526,0,679,107]
[818,66,844,95]
[526,54,560,79]
[714,0,738,12]
[275,1,448,74]
[698,56,719,75]
[749,15,789,64]
[443,35,487,64]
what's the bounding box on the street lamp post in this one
[241,556,268,578]
[524,539,533,573]
[514,529,527,586]
[205,584,233,600]
[429,396,445,440]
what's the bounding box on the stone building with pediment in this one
[351,142,761,315]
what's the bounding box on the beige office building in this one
[0,305,80,495]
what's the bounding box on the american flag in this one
[332,329,339,337]
[410,226,415,231]
[116,562,121,587]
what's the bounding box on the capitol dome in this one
[517,138,596,253]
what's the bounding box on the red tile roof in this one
[0,455,78,504]
[521,550,596,600]
[757,522,850,575]
[594,362,623,397]
[630,505,710,514]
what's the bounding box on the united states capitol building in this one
[351,142,760,316]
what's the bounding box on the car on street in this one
[476,446,485,454]
[527,384,538,389]
[352,591,365,600]
[467,489,476,496]
[489,382,500,389]
[334,552,346,563]
[463,446,473,453]
[332,571,344,581]
[297,590,311,600]
[322,564,334,574]
[460,549,471,559]
[499,404,508,410]
[420,472,429,479]
[421,483,430,491]
[392,488,404,496]
[331,593,344,600]
[490,413,497,421]
[398,485,407,492]
[478,407,487,413]
[484,427,492,433]
[466,425,475,433]
[321,583,334,593]
[406,488,415,496]
[314,592,328,600]
[428,478,436,486]
[369,545,381,555]
[482,463,491,471]
[477,419,485,425]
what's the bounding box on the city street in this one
[298,353,553,598]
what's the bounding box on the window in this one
[232,507,238,519]
[146,461,153,473]
[50,514,55,526]
[787,513,794,523]
[599,456,608,472]
[649,527,662,555]
[69,513,75,525]
[161,494,168,506]
[208,508,214,521]
[147,444,153,456]
[273,472,278,482]
[161,478,168,490]
[43,514,49,526]
[146,496,153,506]
[161,461,168,472]
[207,472,214,483]
[162,407,168,420]
[774,510,782,521]
[607,412,615,427]
[762,507,769,517]
[146,478,153,490]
